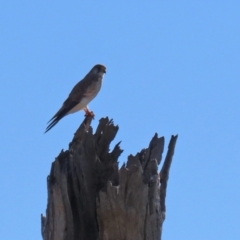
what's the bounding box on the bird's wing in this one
[45,75,95,133]
[68,73,96,101]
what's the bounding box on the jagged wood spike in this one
[41,118,178,240]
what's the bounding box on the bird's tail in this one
[45,100,79,133]
[45,117,60,133]
[45,108,68,133]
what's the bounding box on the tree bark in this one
[41,117,178,240]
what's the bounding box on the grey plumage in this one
[45,64,106,133]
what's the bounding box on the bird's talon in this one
[84,110,95,118]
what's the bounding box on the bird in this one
[45,64,106,133]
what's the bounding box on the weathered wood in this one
[41,117,178,240]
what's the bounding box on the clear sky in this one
[0,1,239,239]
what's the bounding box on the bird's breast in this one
[86,79,102,99]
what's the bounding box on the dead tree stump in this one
[41,117,178,240]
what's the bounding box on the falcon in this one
[45,64,106,133]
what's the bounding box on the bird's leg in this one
[83,107,95,118]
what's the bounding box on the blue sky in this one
[0,1,240,239]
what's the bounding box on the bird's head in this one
[92,64,107,75]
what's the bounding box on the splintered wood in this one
[41,117,178,240]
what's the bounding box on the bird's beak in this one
[104,69,106,73]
